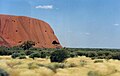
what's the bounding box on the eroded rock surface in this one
[0,14,62,48]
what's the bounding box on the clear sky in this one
[0,0,120,48]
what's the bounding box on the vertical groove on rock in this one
[18,17,30,39]
[2,19,7,34]
[38,21,46,43]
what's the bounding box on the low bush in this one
[112,52,120,60]
[11,52,26,59]
[11,53,20,59]
[40,52,47,58]
[25,50,34,55]
[29,52,41,59]
[70,53,77,58]
[50,50,70,62]
[19,55,26,59]
[0,46,11,55]
[0,68,9,76]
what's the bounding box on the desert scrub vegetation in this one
[0,46,120,76]
[0,56,119,76]
[11,53,26,59]
[50,50,70,62]
[1,46,120,60]
[0,68,9,76]
[11,53,20,59]
[94,59,104,63]
[29,52,41,59]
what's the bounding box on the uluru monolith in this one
[0,14,62,48]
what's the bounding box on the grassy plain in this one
[0,56,120,76]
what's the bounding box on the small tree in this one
[20,41,35,50]
[50,50,70,62]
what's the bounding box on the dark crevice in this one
[12,20,15,22]
[52,40,60,45]
[18,41,22,43]
[16,30,18,32]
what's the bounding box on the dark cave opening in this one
[52,40,60,45]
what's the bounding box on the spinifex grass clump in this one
[94,59,103,63]
[88,71,100,76]
[80,60,87,67]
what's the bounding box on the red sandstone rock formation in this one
[0,14,62,48]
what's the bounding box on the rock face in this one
[0,14,62,48]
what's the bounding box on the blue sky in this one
[0,0,120,48]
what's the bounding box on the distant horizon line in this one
[63,47,120,49]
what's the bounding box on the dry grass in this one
[0,56,120,76]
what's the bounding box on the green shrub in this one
[9,46,23,50]
[97,56,106,59]
[50,50,70,62]
[25,50,34,55]
[0,68,9,76]
[40,52,47,58]
[29,52,41,59]
[0,46,11,55]
[11,52,27,59]
[70,53,77,58]
[11,53,20,59]
[20,52,26,55]
[76,51,87,56]
[87,51,98,57]
[112,52,120,60]
[19,55,26,59]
